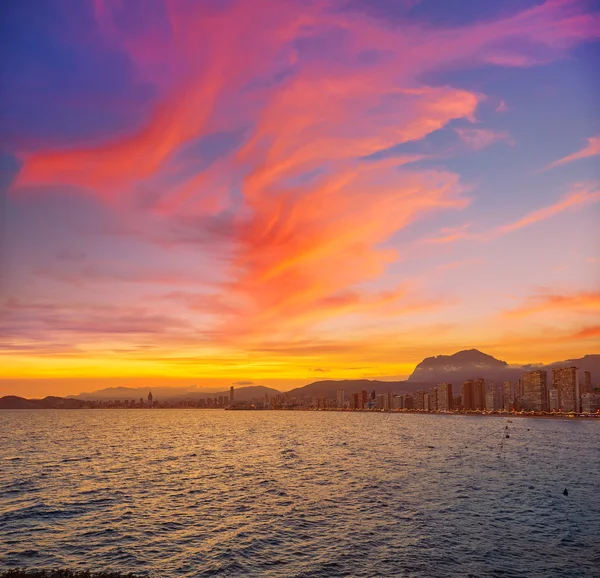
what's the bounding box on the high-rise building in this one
[461,379,485,410]
[423,393,430,411]
[414,390,425,410]
[429,387,438,411]
[548,388,559,411]
[404,395,414,409]
[523,370,547,411]
[473,378,486,410]
[485,388,503,411]
[360,390,368,409]
[230,386,234,404]
[581,393,600,414]
[552,366,579,413]
[453,394,461,409]
[437,383,453,411]
[336,389,345,409]
[147,391,153,408]
[516,378,524,399]
[461,381,474,410]
[583,371,592,395]
[502,381,514,411]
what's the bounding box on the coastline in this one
[1,406,597,420]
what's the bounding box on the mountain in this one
[0,396,86,409]
[408,350,600,386]
[542,354,600,377]
[407,349,520,384]
[173,385,281,402]
[70,384,281,402]
[286,379,431,398]
[70,386,203,400]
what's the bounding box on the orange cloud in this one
[503,291,600,318]
[571,326,600,339]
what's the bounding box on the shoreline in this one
[1,407,597,420]
[224,408,599,420]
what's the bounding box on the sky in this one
[0,0,599,398]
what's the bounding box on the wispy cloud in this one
[455,127,514,150]
[493,184,600,236]
[496,100,508,113]
[571,325,600,340]
[541,134,600,171]
[421,183,600,245]
[503,290,600,318]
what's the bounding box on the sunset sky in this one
[1,0,599,397]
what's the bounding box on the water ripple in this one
[0,410,598,577]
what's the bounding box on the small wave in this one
[61,456,93,463]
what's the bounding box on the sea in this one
[1,410,599,577]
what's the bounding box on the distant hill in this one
[542,354,600,376]
[0,396,85,409]
[173,385,281,402]
[286,379,431,398]
[70,386,203,400]
[70,384,281,402]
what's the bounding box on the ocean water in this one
[0,410,599,577]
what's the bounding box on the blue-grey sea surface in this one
[1,410,599,577]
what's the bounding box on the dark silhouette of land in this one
[0,396,86,409]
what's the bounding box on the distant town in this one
[55,365,599,417]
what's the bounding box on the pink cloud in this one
[422,183,600,245]
[493,183,600,236]
[496,100,508,112]
[542,134,600,171]
[8,0,600,352]
[455,127,514,150]
[422,224,473,245]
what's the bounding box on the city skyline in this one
[1,0,599,398]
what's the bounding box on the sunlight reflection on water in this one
[1,410,599,577]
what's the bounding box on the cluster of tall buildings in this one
[515,367,598,413]
[322,367,599,414]
[84,387,237,409]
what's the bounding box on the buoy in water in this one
[563,488,569,496]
